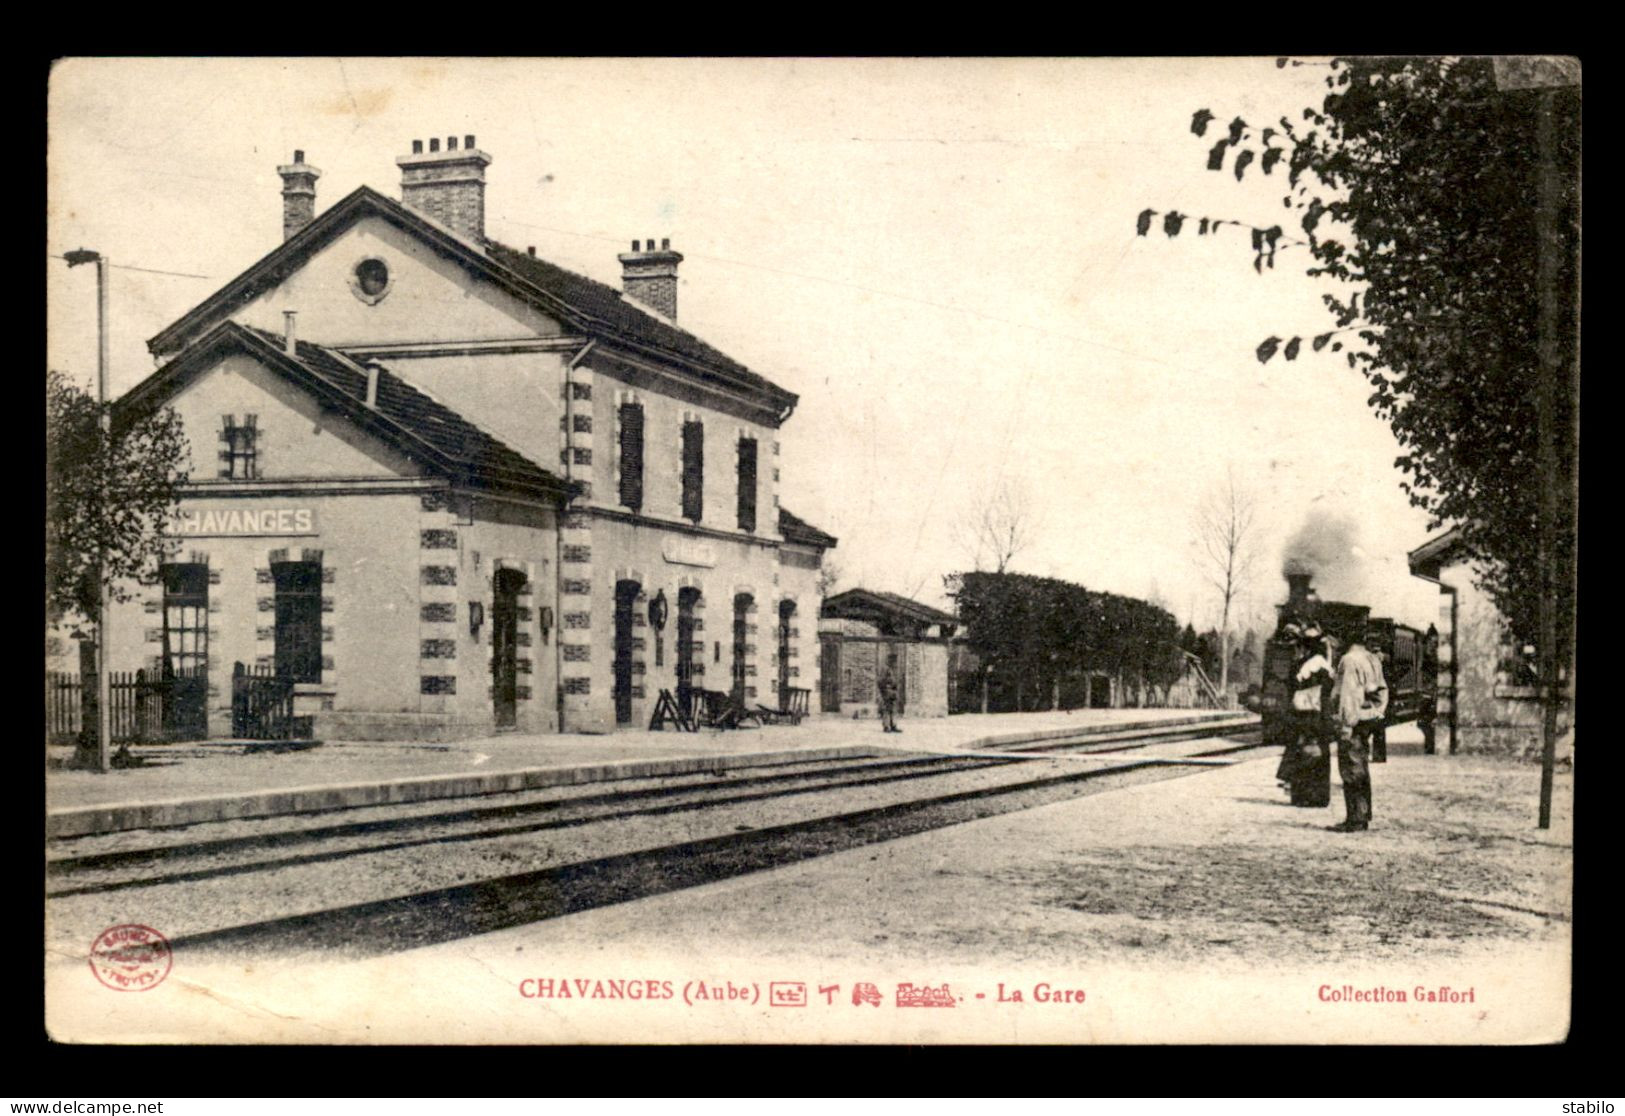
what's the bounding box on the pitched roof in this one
[778,506,837,549]
[121,321,571,503]
[483,241,791,406]
[147,186,797,417]
[1407,524,1468,574]
[822,588,957,628]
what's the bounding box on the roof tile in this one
[242,325,564,496]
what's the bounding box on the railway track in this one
[46,718,1266,962]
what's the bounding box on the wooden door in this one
[613,580,640,725]
[819,636,841,712]
[677,587,700,719]
[492,568,525,728]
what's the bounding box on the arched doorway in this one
[732,592,753,704]
[777,599,796,705]
[492,567,528,728]
[613,579,641,725]
[676,586,702,719]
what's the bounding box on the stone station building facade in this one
[73,137,836,741]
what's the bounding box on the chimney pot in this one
[277,151,322,241]
[465,134,476,148]
[398,133,494,242]
[527,246,535,256]
[617,238,684,319]
[662,238,670,250]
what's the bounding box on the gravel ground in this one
[497,745,1572,973]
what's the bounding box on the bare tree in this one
[1192,470,1258,694]
[955,476,1042,574]
[816,556,844,601]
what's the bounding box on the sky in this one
[46,57,1444,636]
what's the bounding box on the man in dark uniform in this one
[878,660,901,733]
[1419,624,1440,755]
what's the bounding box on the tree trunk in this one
[980,670,989,715]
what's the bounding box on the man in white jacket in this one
[1331,627,1389,832]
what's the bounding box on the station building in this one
[817,589,957,718]
[86,137,836,740]
[1408,526,1572,756]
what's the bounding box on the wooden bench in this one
[696,688,763,730]
[757,686,810,726]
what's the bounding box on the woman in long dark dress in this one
[1287,626,1335,807]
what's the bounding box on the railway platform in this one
[45,707,1253,838]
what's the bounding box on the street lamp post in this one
[64,248,111,774]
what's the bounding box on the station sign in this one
[173,507,318,537]
[662,538,716,568]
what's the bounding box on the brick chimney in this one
[396,135,492,243]
[617,238,684,319]
[277,150,321,241]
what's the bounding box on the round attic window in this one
[350,257,392,304]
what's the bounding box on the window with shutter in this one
[619,402,644,511]
[681,420,704,522]
[737,435,757,532]
[272,561,322,682]
[220,414,259,479]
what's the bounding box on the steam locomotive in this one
[1257,571,1437,752]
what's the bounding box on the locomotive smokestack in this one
[1285,571,1313,606]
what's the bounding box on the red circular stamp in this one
[88,924,172,992]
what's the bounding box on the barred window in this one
[160,563,209,677]
[273,561,322,682]
[681,419,704,522]
[619,401,644,511]
[220,414,259,479]
[736,435,758,532]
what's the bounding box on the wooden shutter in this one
[618,402,644,511]
[737,435,757,532]
[682,420,704,521]
[272,561,322,682]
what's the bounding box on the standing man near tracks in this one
[878,659,901,733]
[1330,626,1389,832]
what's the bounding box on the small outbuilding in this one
[818,589,957,718]
[1408,525,1573,756]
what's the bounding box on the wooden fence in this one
[230,662,301,741]
[49,663,314,744]
[46,670,169,745]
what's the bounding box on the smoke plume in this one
[1280,509,1371,605]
